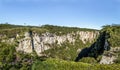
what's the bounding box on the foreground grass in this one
[32,58,120,70]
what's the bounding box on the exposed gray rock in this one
[16,32,32,53]
[15,31,99,56]
[100,47,120,64]
[100,53,117,64]
[1,38,15,44]
[77,48,81,53]
[111,47,120,52]
[77,31,99,44]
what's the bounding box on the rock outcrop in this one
[100,52,116,64]
[100,47,120,64]
[16,31,98,56]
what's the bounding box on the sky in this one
[0,0,120,29]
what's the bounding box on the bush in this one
[79,57,97,64]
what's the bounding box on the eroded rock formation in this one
[15,31,98,56]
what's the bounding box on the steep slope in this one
[0,24,99,61]
[1,24,120,63]
[75,25,120,64]
[0,24,120,70]
[100,25,120,64]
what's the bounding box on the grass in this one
[32,58,120,70]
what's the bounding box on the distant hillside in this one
[0,24,98,37]
[0,23,120,70]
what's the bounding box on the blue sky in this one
[0,0,120,29]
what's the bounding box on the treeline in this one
[0,23,24,29]
[0,23,98,38]
[41,24,98,35]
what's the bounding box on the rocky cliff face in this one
[0,24,120,65]
[100,47,120,64]
[0,29,119,64]
[15,31,99,56]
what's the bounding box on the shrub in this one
[79,57,97,64]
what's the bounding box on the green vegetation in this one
[41,24,98,35]
[0,24,97,38]
[102,24,120,47]
[32,58,120,70]
[0,42,37,70]
[0,42,16,69]
[79,57,97,64]
[43,41,92,61]
[0,23,120,70]
[113,50,120,64]
[0,23,24,29]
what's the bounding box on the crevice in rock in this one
[29,29,34,51]
[75,31,111,62]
